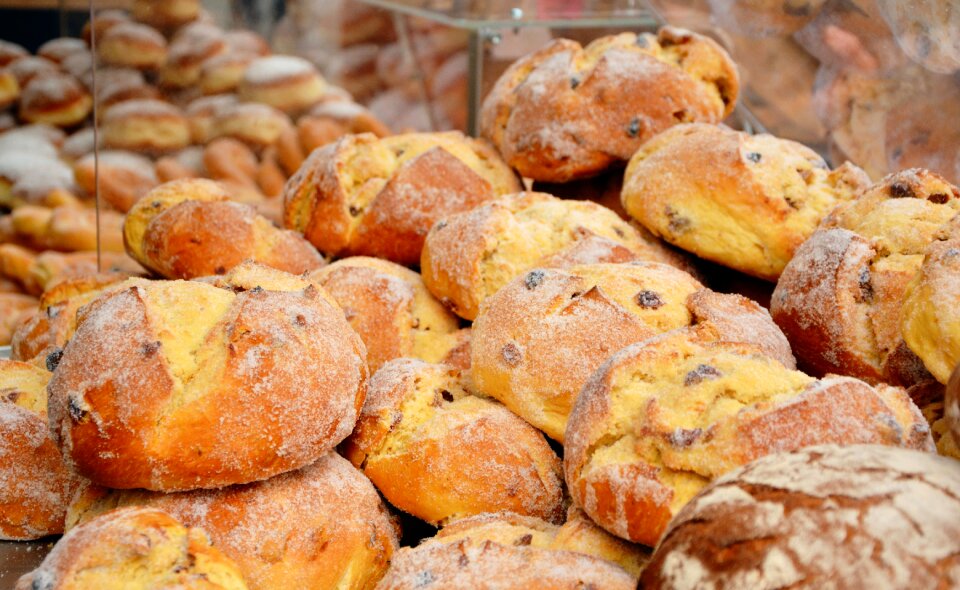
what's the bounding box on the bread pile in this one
[4,10,960,590]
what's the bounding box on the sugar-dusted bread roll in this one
[19,73,93,128]
[159,22,226,89]
[47,264,367,491]
[0,360,79,539]
[622,123,871,281]
[37,37,87,65]
[565,335,934,546]
[283,131,521,265]
[772,169,960,385]
[124,179,325,279]
[74,150,158,213]
[132,0,201,30]
[306,257,466,373]
[96,22,168,70]
[239,55,327,115]
[209,102,293,150]
[472,262,794,441]
[641,444,960,589]
[67,453,399,590]
[16,507,247,590]
[421,192,694,320]
[7,205,125,254]
[101,99,190,154]
[342,359,563,526]
[481,27,738,183]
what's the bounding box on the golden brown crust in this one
[96,22,168,70]
[132,0,201,30]
[160,23,226,89]
[283,132,521,265]
[342,359,564,526]
[47,269,367,491]
[238,55,327,115]
[18,73,93,128]
[480,27,739,182]
[101,99,190,154]
[209,102,292,150]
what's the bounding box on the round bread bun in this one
[18,73,93,128]
[7,56,60,90]
[160,22,226,89]
[37,37,88,65]
[7,204,125,254]
[641,444,960,589]
[343,359,563,526]
[185,94,238,144]
[283,131,521,265]
[0,360,80,540]
[67,453,399,590]
[306,256,466,374]
[46,264,367,491]
[421,192,695,321]
[0,39,28,67]
[74,151,158,212]
[101,99,190,154]
[124,179,325,279]
[15,507,247,590]
[198,51,257,95]
[565,334,934,546]
[621,123,871,281]
[0,69,19,111]
[0,292,37,346]
[132,0,201,30]
[299,99,392,142]
[223,30,270,57]
[97,22,168,70]
[480,27,738,183]
[209,102,293,150]
[239,55,327,115]
[772,169,960,386]
[60,127,95,161]
[82,9,129,46]
[0,247,141,297]
[93,67,159,108]
[707,0,827,36]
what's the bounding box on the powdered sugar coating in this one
[243,55,317,85]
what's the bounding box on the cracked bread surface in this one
[641,444,960,589]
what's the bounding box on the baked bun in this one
[421,192,694,321]
[37,37,88,65]
[198,51,256,95]
[132,0,201,30]
[283,131,521,265]
[239,55,327,115]
[564,334,934,546]
[67,453,399,590]
[0,360,79,539]
[0,39,27,67]
[0,292,37,345]
[81,9,129,46]
[7,56,59,87]
[223,30,270,57]
[343,359,564,525]
[480,27,738,182]
[210,102,292,150]
[74,151,158,212]
[0,69,19,110]
[772,169,960,385]
[18,73,93,128]
[202,137,258,187]
[15,507,247,590]
[707,0,827,36]
[96,70,161,110]
[47,264,367,491]
[102,99,190,154]
[622,123,871,281]
[641,444,960,589]
[306,257,466,373]
[185,94,237,144]
[160,22,226,89]
[8,204,125,254]
[124,179,324,279]
[0,246,141,296]
[97,22,168,70]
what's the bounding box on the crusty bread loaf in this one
[481,27,738,182]
[67,453,399,590]
[283,131,521,265]
[306,257,466,373]
[420,192,695,321]
[565,334,934,546]
[342,359,563,526]
[772,169,960,385]
[640,444,960,589]
[16,507,247,590]
[0,360,79,540]
[47,264,367,491]
[124,178,325,279]
[622,123,871,281]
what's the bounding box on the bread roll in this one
[74,151,158,212]
[239,55,327,115]
[0,69,19,111]
[47,264,367,490]
[132,0,201,30]
[38,37,88,65]
[160,22,226,89]
[67,453,399,590]
[124,178,325,279]
[16,507,247,590]
[481,27,738,182]
[641,444,960,589]
[772,169,959,385]
[97,22,168,70]
[307,256,465,373]
[342,359,563,525]
[9,205,125,254]
[0,39,27,67]
[421,192,694,321]
[209,102,292,150]
[0,360,79,539]
[283,131,521,265]
[198,51,257,96]
[622,123,871,281]
[18,73,93,128]
[101,99,190,154]
[565,334,934,546]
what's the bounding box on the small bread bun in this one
[772,169,960,385]
[97,22,168,70]
[0,246,141,296]
[307,256,465,373]
[82,9,129,45]
[160,22,226,89]
[202,137,258,187]
[67,453,399,590]
[0,69,19,111]
[184,93,236,144]
[198,51,256,95]
[210,102,293,150]
[132,0,201,30]
[343,359,563,525]
[421,192,694,321]
[8,205,125,254]
[0,292,37,345]
[18,73,93,128]
[15,507,248,590]
[47,265,367,491]
[74,150,158,212]
[37,37,88,65]
[101,99,190,154]
[481,27,739,182]
[239,55,327,115]
[283,131,521,265]
[565,335,934,546]
[7,56,60,88]
[0,360,79,540]
[223,30,270,57]
[0,39,28,67]
[622,123,871,281]
[641,444,960,589]
[302,99,392,138]
[124,179,324,278]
